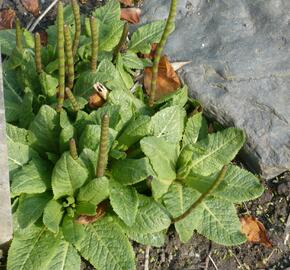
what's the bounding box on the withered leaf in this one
[144,55,181,101]
[240,215,272,248]
[121,8,141,24]
[76,201,108,225]
[21,0,40,17]
[119,0,134,6]
[88,93,105,109]
[0,9,16,30]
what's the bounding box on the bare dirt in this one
[0,1,289,269]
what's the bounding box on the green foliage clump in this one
[0,0,264,269]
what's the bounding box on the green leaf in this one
[93,0,120,24]
[0,29,16,55]
[7,140,38,174]
[110,180,139,226]
[99,21,125,52]
[128,20,166,53]
[122,51,148,70]
[185,164,264,203]
[163,183,247,245]
[155,85,188,108]
[63,96,88,112]
[112,53,134,91]
[73,59,116,98]
[151,105,186,144]
[90,104,122,131]
[43,199,64,234]
[79,124,117,152]
[51,152,88,199]
[11,158,51,197]
[75,216,135,270]
[126,195,171,233]
[75,202,97,216]
[118,115,152,149]
[17,193,51,229]
[182,112,203,147]
[19,91,35,129]
[29,105,60,153]
[118,219,166,247]
[6,124,31,145]
[78,148,98,180]
[62,215,85,244]
[77,177,109,205]
[140,136,178,198]
[39,72,58,97]
[7,225,62,270]
[177,128,246,179]
[112,157,155,185]
[45,241,81,270]
[3,68,23,122]
[193,198,247,245]
[162,182,200,242]
[59,124,75,153]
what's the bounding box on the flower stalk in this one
[15,18,23,52]
[90,16,99,72]
[172,165,228,223]
[56,1,65,112]
[113,22,129,60]
[34,33,42,73]
[96,114,110,177]
[148,0,178,107]
[71,0,81,56]
[64,25,75,89]
[69,138,78,160]
[65,87,79,111]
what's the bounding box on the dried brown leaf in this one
[75,201,108,225]
[119,0,134,6]
[88,93,105,108]
[144,55,181,100]
[0,9,16,30]
[21,0,40,17]
[240,215,273,248]
[121,8,141,24]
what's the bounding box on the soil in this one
[0,1,289,269]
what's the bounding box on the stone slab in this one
[140,0,290,179]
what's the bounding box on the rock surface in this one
[140,0,290,179]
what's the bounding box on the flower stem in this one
[65,87,79,111]
[71,0,81,56]
[15,18,23,52]
[172,165,228,223]
[90,16,99,72]
[96,114,110,178]
[64,25,75,89]
[148,0,178,107]
[34,33,42,73]
[113,22,128,61]
[69,138,78,160]
[56,1,65,112]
